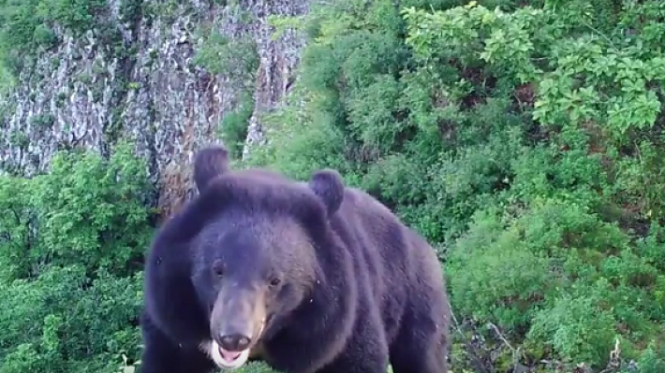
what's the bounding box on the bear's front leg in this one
[139,313,216,373]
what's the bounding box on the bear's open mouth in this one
[214,345,251,369]
[219,347,243,362]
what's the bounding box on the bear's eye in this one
[269,277,281,287]
[211,259,224,277]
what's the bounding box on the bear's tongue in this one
[219,347,242,362]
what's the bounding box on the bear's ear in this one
[193,145,231,192]
[308,168,345,216]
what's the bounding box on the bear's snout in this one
[209,285,267,351]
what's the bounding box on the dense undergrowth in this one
[2,0,665,373]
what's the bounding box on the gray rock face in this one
[0,0,308,213]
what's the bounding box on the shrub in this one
[0,142,154,373]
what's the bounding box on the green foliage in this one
[217,90,255,159]
[0,0,114,76]
[251,0,665,371]
[0,62,14,93]
[193,24,260,160]
[193,26,259,92]
[0,142,155,373]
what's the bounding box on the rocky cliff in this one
[0,0,308,213]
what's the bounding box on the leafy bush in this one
[249,0,665,371]
[0,0,110,75]
[217,90,255,159]
[0,142,154,373]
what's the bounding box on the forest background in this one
[1,0,665,372]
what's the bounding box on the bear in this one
[139,144,451,373]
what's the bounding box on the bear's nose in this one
[219,333,251,351]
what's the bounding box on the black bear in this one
[140,144,451,373]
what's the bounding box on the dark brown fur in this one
[140,145,450,373]
[192,145,230,192]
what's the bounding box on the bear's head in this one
[188,145,345,369]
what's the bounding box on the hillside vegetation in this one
[1,0,665,373]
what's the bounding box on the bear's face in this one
[191,212,320,369]
[187,145,346,370]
